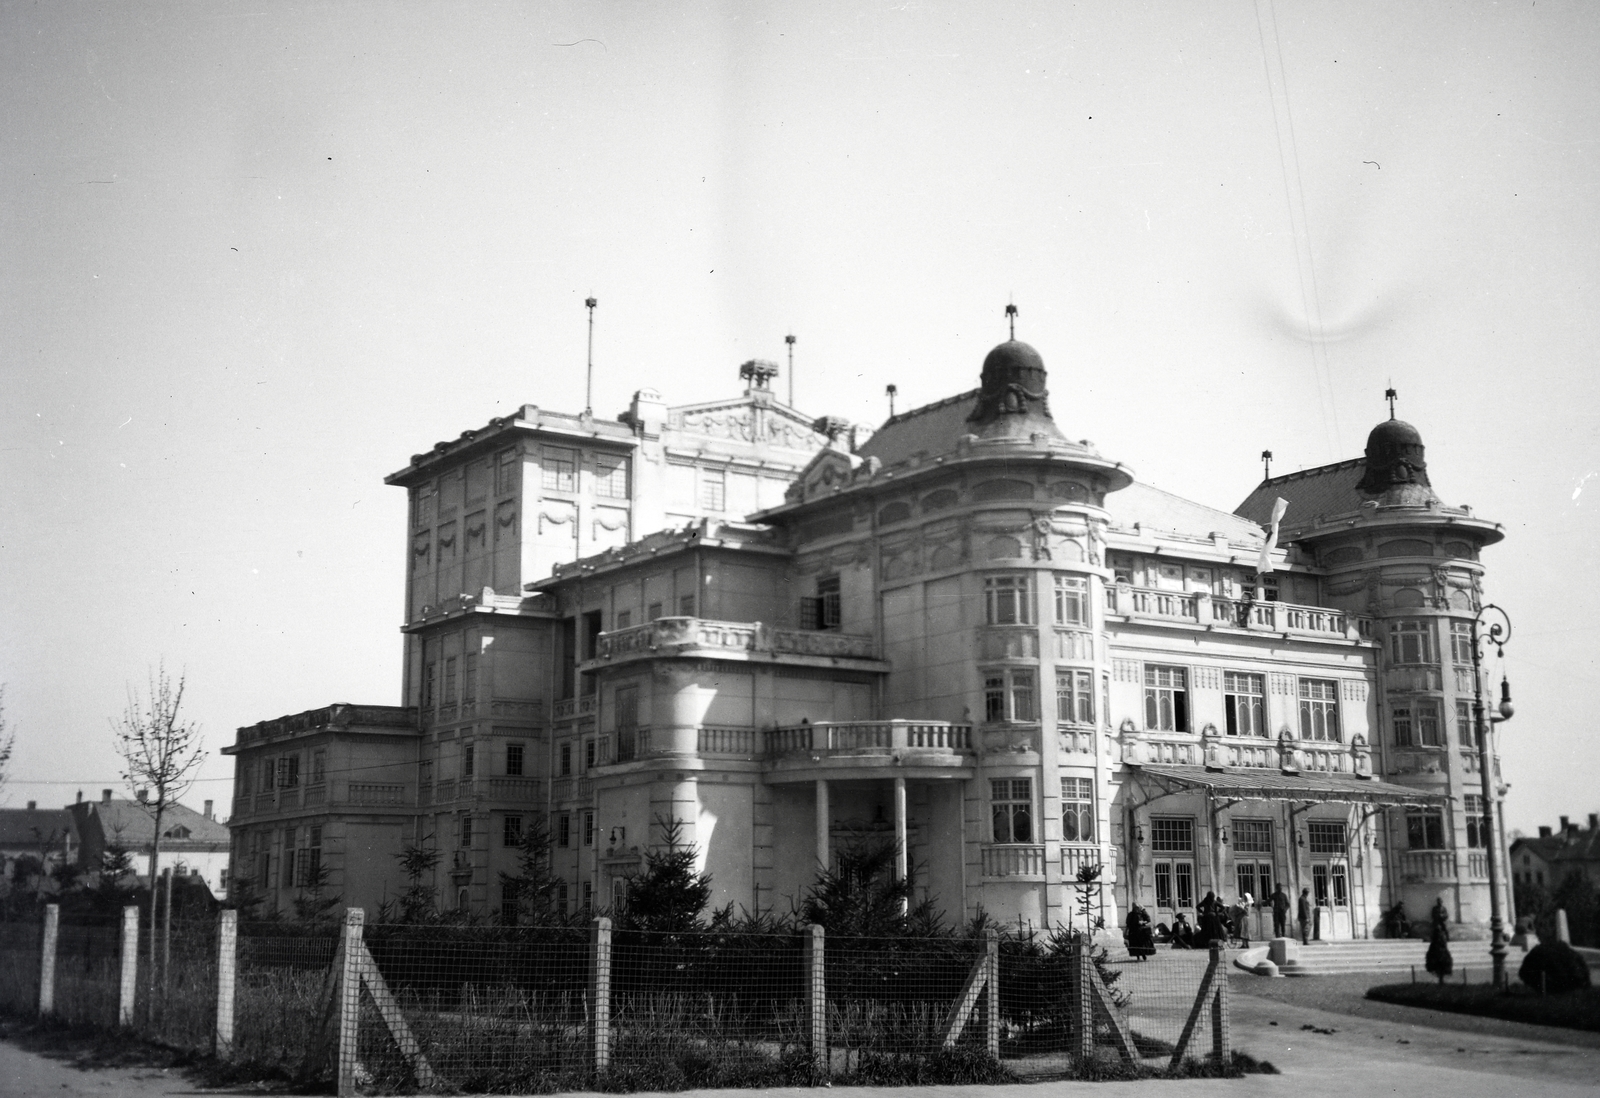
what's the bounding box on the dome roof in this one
[967,340,1064,442]
[980,340,1046,381]
[1364,418,1424,450]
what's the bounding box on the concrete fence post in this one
[215,909,237,1058]
[984,927,1000,1058]
[804,924,826,1074]
[1210,941,1231,1062]
[587,916,612,1074]
[38,904,59,1017]
[119,905,139,1027]
[336,907,365,1098]
[1072,937,1094,1061]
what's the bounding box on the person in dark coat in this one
[1125,904,1156,960]
[1197,890,1223,946]
[1171,912,1196,948]
[1297,887,1312,944]
[1271,885,1291,938]
[1431,897,1450,942]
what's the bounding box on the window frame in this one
[1060,776,1094,843]
[990,778,1034,844]
[1405,808,1447,850]
[541,447,577,493]
[1307,820,1347,855]
[1143,665,1190,732]
[984,574,1035,626]
[594,455,630,500]
[984,668,1038,723]
[1053,575,1088,626]
[699,467,726,511]
[1055,668,1094,725]
[1390,619,1435,665]
[503,815,524,848]
[1150,816,1195,853]
[1297,678,1342,742]
[506,742,524,777]
[1449,619,1474,665]
[1223,671,1265,737]
[1232,818,1273,855]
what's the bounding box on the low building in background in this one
[1511,814,1600,890]
[70,788,231,900]
[0,801,80,891]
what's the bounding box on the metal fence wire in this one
[0,920,42,1016]
[54,914,123,1029]
[132,915,218,1053]
[234,921,341,1075]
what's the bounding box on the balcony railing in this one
[1400,850,1455,881]
[1105,585,1367,640]
[348,782,407,807]
[551,778,574,802]
[303,784,327,806]
[593,617,879,665]
[1061,844,1106,881]
[766,720,974,757]
[982,844,1045,878]
[485,777,543,802]
[1467,851,1489,879]
[699,726,758,755]
[551,695,597,722]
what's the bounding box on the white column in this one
[895,776,908,912]
[815,779,830,870]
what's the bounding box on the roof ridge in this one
[1254,457,1365,489]
[878,387,979,430]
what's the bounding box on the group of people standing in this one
[1124,882,1322,958]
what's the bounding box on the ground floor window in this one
[1406,808,1446,850]
[1311,862,1349,908]
[991,779,1033,843]
[1155,860,1195,911]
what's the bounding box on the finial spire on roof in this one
[1262,450,1273,479]
[886,383,898,417]
[1385,386,1397,420]
[785,334,796,406]
[584,296,598,415]
[1005,301,1017,340]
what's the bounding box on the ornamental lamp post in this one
[1470,604,1515,989]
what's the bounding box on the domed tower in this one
[966,340,1069,444]
[1247,407,1507,933]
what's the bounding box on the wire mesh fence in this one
[0,920,42,1016]
[54,913,124,1029]
[234,920,342,1076]
[131,914,219,1052]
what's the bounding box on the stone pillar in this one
[815,779,830,871]
[894,776,908,910]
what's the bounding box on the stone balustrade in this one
[1400,850,1455,881]
[348,782,407,806]
[766,720,974,758]
[982,844,1046,878]
[591,617,879,666]
[1105,585,1368,641]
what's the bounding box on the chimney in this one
[76,790,82,804]
[203,800,213,820]
[1589,814,1598,832]
[1570,823,1581,839]
[101,789,112,804]
[1560,815,1570,832]
[136,788,148,803]
[1539,826,1552,839]
[27,800,36,810]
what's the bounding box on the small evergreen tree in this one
[1425,925,1454,984]
[395,842,441,924]
[498,814,563,924]
[799,839,942,937]
[292,854,340,922]
[620,815,712,932]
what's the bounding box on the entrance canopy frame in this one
[1129,765,1449,808]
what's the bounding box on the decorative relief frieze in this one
[1113,659,1140,683]
[1270,674,1296,695]
[1341,680,1369,702]
[1192,667,1220,691]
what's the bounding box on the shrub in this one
[1519,941,1593,995]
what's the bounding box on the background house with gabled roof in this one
[69,788,231,899]
[0,801,80,891]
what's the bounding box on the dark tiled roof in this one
[91,800,230,848]
[1107,482,1265,544]
[0,809,76,848]
[1512,829,1600,865]
[1235,459,1366,533]
[854,389,980,469]
[1136,764,1447,806]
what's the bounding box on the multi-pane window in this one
[1150,817,1194,853]
[991,779,1033,843]
[1392,706,1414,747]
[615,610,632,630]
[443,657,458,704]
[1450,620,1474,665]
[1298,679,1341,741]
[803,576,842,630]
[541,447,577,492]
[984,575,1034,625]
[1456,700,1479,749]
[459,814,473,848]
[984,669,1037,722]
[1233,819,1273,854]
[1390,619,1435,665]
[1223,672,1265,737]
[557,813,571,847]
[1060,777,1094,843]
[699,468,726,511]
[1406,809,1447,850]
[495,449,518,496]
[595,456,629,499]
[277,755,300,789]
[1307,821,1347,854]
[1144,666,1189,732]
[463,651,478,704]
[583,810,596,847]
[1417,702,1442,746]
[1464,794,1491,848]
[503,815,524,847]
[462,743,475,779]
[506,743,524,777]
[1053,575,1087,625]
[559,742,572,776]
[584,739,596,772]
[282,828,297,888]
[311,749,326,785]
[1056,669,1094,725]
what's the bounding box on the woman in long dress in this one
[1126,904,1157,960]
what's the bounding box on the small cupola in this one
[966,340,1067,444]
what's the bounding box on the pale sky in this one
[2,1,1596,836]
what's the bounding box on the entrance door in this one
[1310,860,1352,939]
[1235,860,1274,941]
[1153,858,1196,930]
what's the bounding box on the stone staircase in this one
[1237,938,1432,976]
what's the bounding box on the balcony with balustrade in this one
[764,720,975,782]
[583,617,887,674]
[1105,585,1371,644]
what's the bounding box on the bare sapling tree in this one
[0,685,15,803]
[111,663,205,1020]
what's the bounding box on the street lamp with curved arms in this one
[1470,603,1515,988]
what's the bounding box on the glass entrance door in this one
[1235,859,1274,941]
[1153,858,1196,926]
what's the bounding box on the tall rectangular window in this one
[1060,777,1093,843]
[1053,575,1087,625]
[541,447,577,492]
[1406,809,1446,850]
[1223,671,1265,737]
[984,669,1037,722]
[699,468,726,511]
[1456,699,1479,749]
[583,810,595,847]
[990,779,1033,843]
[595,456,630,499]
[615,685,639,730]
[1144,666,1189,732]
[647,601,664,621]
[506,743,524,777]
[1450,620,1474,665]
[984,575,1033,625]
[462,743,475,778]
[1390,619,1435,665]
[443,656,459,704]
[557,813,571,847]
[1056,669,1094,725]
[1464,794,1491,848]
[1416,701,1442,747]
[615,610,632,629]
[311,749,326,785]
[463,650,478,704]
[494,449,518,495]
[459,814,472,848]
[559,742,572,776]
[1298,679,1341,741]
[282,828,297,888]
[678,594,696,616]
[584,739,596,772]
[278,755,300,789]
[1393,706,1414,747]
[503,815,524,847]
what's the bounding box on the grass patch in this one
[1366,982,1600,1033]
